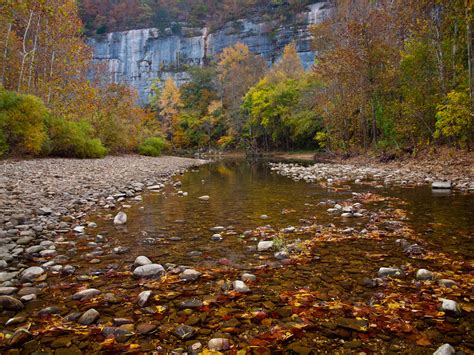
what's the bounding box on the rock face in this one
[89,2,331,103]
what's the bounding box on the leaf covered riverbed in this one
[1,159,472,354]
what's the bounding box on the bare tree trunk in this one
[1,23,12,87]
[467,5,473,105]
[27,15,41,92]
[18,10,34,92]
[47,51,55,104]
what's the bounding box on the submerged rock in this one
[78,308,100,325]
[198,195,210,201]
[241,273,256,282]
[233,280,250,293]
[137,290,152,307]
[0,295,24,311]
[438,279,457,288]
[174,324,195,340]
[114,212,127,225]
[440,299,462,316]
[21,266,45,282]
[208,338,231,351]
[72,288,101,301]
[432,181,452,190]
[134,255,152,266]
[416,269,433,281]
[133,264,165,278]
[433,344,455,355]
[378,267,402,278]
[179,269,201,281]
[257,241,274,252]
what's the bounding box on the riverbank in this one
[0,155,207,265]
[269,148,474,191]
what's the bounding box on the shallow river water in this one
[2,158,473,354]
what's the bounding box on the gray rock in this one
[211,234,223,241]
[78,308,100,325]
[208,338,231,351]
[432,181,452,190]
[0,287,18,295]
[198,195,210,201]
[133,264,165,278]
[20,294,36,302]
[210,226,225,232]
[438,279,457,288]
[72,288,101,301]
[440,299,462,316]
[25,245,44,254]
[134,255,152,266]
[274,251,289,260]
[179,269,201,281]
[174,324,195,340]
[259,214,269,220]
[38,306,61,316]
[0,295,24,311]
[416,269,433,281]
[378,267,402,278]
[232,280,250,293]
[38,207,53,215]
[137,290,152,307]
[21,266,45,282]
[241,273,256,282]
[113,212,127,225]
[433,344,455,355]
[73,226,85,233]
[257,241,274,252]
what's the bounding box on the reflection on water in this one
[97,158,473,265]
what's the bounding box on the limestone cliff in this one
[89,1,330,103]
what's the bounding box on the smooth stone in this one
[0,287,18,295]
[21,266,45,282]
[72,288,101,300]
[260,214,269,219]
[274,251,289,260]
[102,327,133,341]
[9,328,31,346]
[432,181,452,190]
[211,234,223,241]
[257,241,274,252]
[20,294,36,302]
[0,295,24,311]
[179,269,201,281]
[0,271,19,282]
[133,264,165,279]
[416,269,433,280]
[78,308,100,325]
[440,299,462,316]
[174,324,195,340]
[113,212,127,225]
[438,279,457,288]
[134,256,152,266]
[136,322,157,334]
[137,290,152,307]
[178,298,203,309]
[5,316,26,326]
[232,280,250,293]
[198,195,210,201]
[38,306,61,316]
[241,273,256,282]
[208,338,231,351]
[210,226,225,232]
[433,344,455,355]
[73,226,85,233]
[378,267,402,277]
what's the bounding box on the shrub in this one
[138,137,167,157]
[45,117,108,158]
[0,127,8,156]
[0,89,48,155]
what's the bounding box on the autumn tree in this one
[217,42,266,139]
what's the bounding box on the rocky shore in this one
[0,155,207,271]
[269,159,473,192]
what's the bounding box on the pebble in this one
[72,288,101,300]
[198,195,210,201]
[211,234,223,241]
[174,325,195,340]
[232,280,250,293]
[113,212,127,225]
[433,344,455,355]
[208,338,231,351]
[137,290,152,307]
[133,264,165,278]
[415,269,433,280]
[134,255,152,266]
[73,226,85,233]
[179,269,201,281]
[438,279,457,288]
[0,295,24,311]
[20,266,45,282]
[257,241,274,252]
[378,267,402,277]
[78,308,100,325]
[440,299,462,316]
[241,273,256,282]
